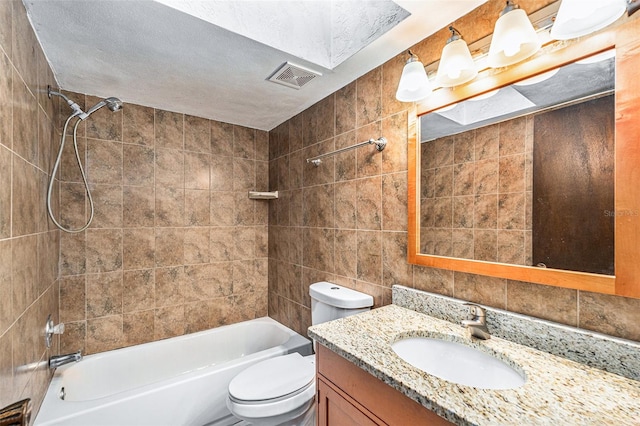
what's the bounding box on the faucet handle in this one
[44,315,66,349]
[463,303,485,319]
[461,303,491,340]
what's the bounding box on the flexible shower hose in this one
[46,112,95,233]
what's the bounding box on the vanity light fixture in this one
[487,0,541,68]
[435,26,478,87]
[395,50,432,102]
[394,0,634,104]
[550,0,626,40]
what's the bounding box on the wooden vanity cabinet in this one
[316,344,453,426]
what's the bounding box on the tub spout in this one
[49,351,82,369]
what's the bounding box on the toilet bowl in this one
[226,282,374,425]
[226,353,316,426]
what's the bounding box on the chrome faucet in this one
[461,303,491,340]
[49,351,82,369]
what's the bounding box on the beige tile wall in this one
[267,0,640,343]
[420,116,533,265]
[0,0,61,417]
[57,99,270,355]
[267,69,411,335]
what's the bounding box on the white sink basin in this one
[391,337,525,389]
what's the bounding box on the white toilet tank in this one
[309,282,374,325]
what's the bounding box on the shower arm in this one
[47,86,85,117]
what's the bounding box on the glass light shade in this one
[488,8,541,68]
[435,39,478,87]
[396,59,432,102]
[550,0,626,40]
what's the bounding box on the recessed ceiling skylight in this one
[154,0,410,69]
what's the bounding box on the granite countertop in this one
[308,304,640,425]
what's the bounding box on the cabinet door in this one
[316,345,454,426]
[317,377,381,426]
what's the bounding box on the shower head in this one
[82,97,124,119]
[105,97,124,112]
[47,86,123,121]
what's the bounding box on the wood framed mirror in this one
[408,18,640,298]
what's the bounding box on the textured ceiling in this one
[156,0,410,70]
[24,0,486,131]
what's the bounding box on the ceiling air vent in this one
[267,62,322,89]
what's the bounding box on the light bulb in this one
[503,39,522,57]
[448,69,461,80]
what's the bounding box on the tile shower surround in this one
[0,0,60,417]
[57,101,270,356]
[266,0,640,343]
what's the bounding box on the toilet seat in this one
[227,353,315,419]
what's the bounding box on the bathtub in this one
[34,317,312,426]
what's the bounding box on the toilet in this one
[226,282,374,426]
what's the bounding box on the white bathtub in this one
[34,317,312,426]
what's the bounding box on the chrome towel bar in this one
[306,137,387,166]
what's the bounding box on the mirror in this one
[407,20,640,298]
[419,52,615,275]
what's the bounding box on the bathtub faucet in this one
[49,351,82,369]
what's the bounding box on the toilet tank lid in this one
[309,282,374,309]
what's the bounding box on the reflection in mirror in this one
[419,50,615,275]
